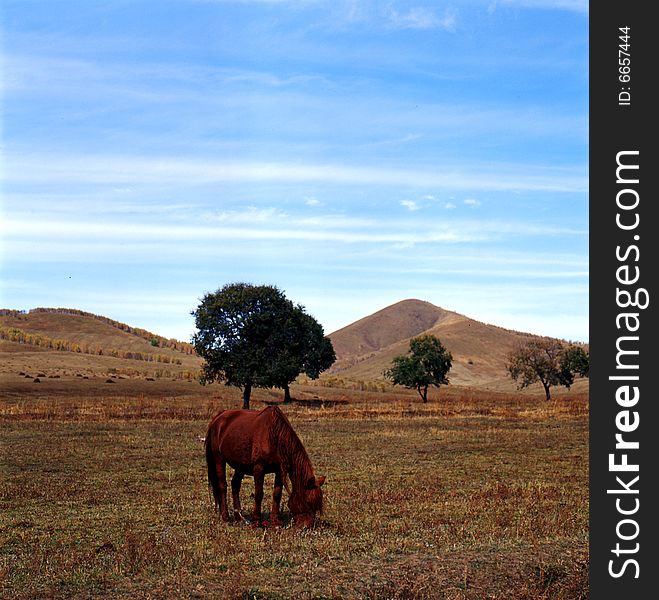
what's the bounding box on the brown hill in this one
[0,308,195,354]
[329,299,455,359]
[0,308,201,380]
[328,299,557,390]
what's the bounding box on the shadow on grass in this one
[263,398,349,409]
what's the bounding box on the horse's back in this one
[210,406,275,435]
[208,406,278,468]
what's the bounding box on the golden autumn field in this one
[1,373,588,600]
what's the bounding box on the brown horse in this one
[205,405,325,527]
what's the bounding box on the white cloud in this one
[400,199,420,211]
[191,0,324,5]
[494,0,588,13]
[438,8,458,31]
[304,197,325,207]
[365,133,423,147]
[208,206,287,223]
[464,198,482,207]
[387,7,457,32]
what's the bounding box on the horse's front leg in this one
[231,470,244,521]
[252,465,265,523]
[270,470,283,526]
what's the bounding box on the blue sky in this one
[1,0,588,342]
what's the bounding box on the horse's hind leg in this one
[270,470,283,526]
[217,460,230,522]
[231,470,244,521]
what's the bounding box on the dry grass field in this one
[1,372,588,599]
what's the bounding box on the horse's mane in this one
[268,406,314,488]
[268,406,323,515]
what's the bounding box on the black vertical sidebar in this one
[590,2,657,597]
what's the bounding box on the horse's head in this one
[288,475,325,527]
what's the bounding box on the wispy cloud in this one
[5,154,588,193]
[1,216,465,245]
[3,52,587,162]
[400,200,420,211]
[207,206,288,223]
[464,198,482,207]
[493,0,588,13]
[387,6,457,31]
[2,208,586,250]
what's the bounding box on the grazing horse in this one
[205,405,325,527]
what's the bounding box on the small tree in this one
[384,335,452,403]
[506,339,589,401]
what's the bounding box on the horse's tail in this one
[205,414,223,511]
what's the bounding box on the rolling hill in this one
[0,308,201,380]
[0,303,587,392]
[327,299,566,390]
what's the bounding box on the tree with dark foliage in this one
[192,283,335,408]
[272,309,336,403]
